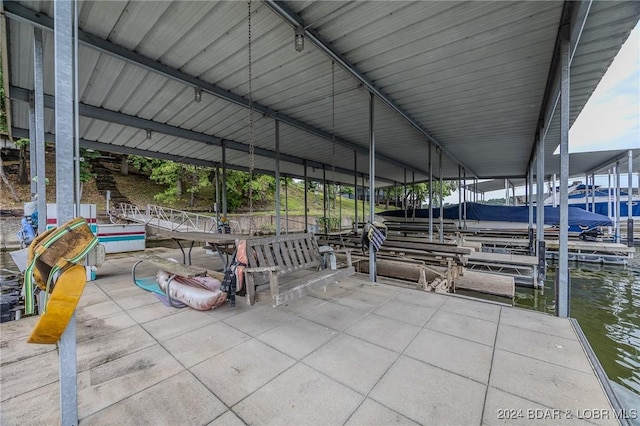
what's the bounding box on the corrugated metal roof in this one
[4,0,639,188]
[468,149,640,193]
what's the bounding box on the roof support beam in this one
[3,1,423,176]
[12,126,372,184]
[529,0,592,165]
[10,86,394,184]
[585,150,638,175]
[263,0,477,178]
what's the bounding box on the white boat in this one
[543,183,640,219]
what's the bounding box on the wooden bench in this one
[131,253,208,307]
[242,233,355,307]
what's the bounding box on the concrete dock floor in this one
[0,247,617,425]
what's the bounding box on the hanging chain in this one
[247,0,255,233]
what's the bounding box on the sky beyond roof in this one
[568,21,639,153]
[446,21,640,203]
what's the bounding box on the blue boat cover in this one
[381,203,613,230]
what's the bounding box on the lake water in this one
[514,254,640,399]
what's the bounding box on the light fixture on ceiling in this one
[194,87,202,103]
[294,27,305,52]
[146,129,152,139]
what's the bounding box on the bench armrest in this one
[331,248,353,267]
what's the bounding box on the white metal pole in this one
[275,120,281,238]
[33,28,46,234]
[628,150,633,221]
[428,144,433,242]
[368,92,376,282]
[439,149,444,243]
[616,162,621,243]
[536,134,545,248]
[557,26,570,318]
[55,0,79,422]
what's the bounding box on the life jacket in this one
[23,217,98,344]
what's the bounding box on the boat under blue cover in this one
[380,202,613,232]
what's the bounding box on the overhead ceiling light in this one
[194,87,202,102]
[294,27,305,52]
[146,129,152,139]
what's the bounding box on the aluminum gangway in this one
[114,203,239,234]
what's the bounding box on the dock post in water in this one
[537,240,546,286]
[627,150,634,247]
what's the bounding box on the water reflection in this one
[515,257,640,396]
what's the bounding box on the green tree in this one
[225,170,275,212]
[397,181,457,208]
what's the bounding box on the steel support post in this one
[353,152,357,228]
[403,169,407,221]
[304,161,308,232]
[54,1,78,423]
[608,169,612,220]
[339,183,342,230]
[275,120,281,238]
[323,167,327,233]
[33,28,46,234]
[474,179,478,203]
[221,142,227,217]
[504,179,509,206]
[73,0,80,212]
[214,167,220,223]
[591,174,596,212]
[557,25,570,318]
[458,166,462,229]
[284,176,289,234]
[362,175,365,222]
[439,150,444,242]
[627,150,633,246]
[616,161,621,243]
[528,168,534,257]
[585,174,590,211]
[536,134,545,251]
[463,169,467,229]
[28,95,36,196]
[528,168,534,226]
[428,144,433,241]
[368,92,376,282]
[411,171,415,221]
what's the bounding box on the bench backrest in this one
[245,233,321,273]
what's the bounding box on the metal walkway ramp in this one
[114,203,239,234]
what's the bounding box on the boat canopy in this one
[381,203,613,229]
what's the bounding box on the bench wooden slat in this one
[298,238,311,263]
[250,244,264,267]
[292,239,305,264]
[286,240,298,264]
[263,243,277,267]
[273,243,288,272]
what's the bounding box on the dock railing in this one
[115,203,239,234]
